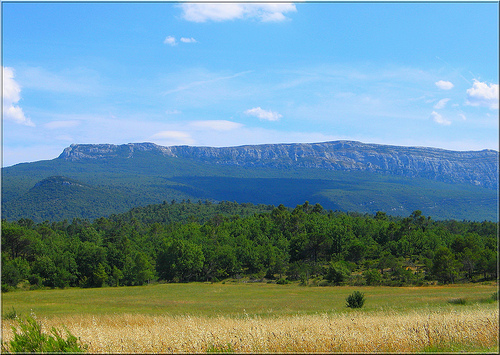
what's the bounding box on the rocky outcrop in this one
[33,176,89,189]
[58,141,499,188]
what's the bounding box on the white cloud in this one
[180,3,296,23]
[430,111,451,126]
[190,120,243,131]
[2,67,34,126]
[244,107,282,121]
[180,37,197,43]
[458,113,467,121]
[164,36,177,46]
[44,120,81,129]
[466,80,499,109]
[435,80,454,90]
[433,98,451,109]
[150,130,195,145]
[165,109,182,115]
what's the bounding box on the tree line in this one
[2,200,498,291]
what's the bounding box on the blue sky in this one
[2,1,499,167]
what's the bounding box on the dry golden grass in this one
[2,305,498,353]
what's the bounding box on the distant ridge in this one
[59,141,499,189]
[3,140,498,222]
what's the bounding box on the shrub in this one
[326,262,350,286]
[491,291,498,301]
[346,291,365,309]
[28,274,42,287]
[276,278,290,285]
[363,269,382,286]
[448,298,467,305]
[2,284,14,293]
[299,273,308,286]
[207,343,234,353]
[3,307,18,320]
[1,316,88,353]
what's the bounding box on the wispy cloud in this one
[16,66,100,95]
[190,120,243,131]
[435,80,454,90]
[433,98,451,109]
[2,67,34,126]
[44,120,81,129]
[162,70,251,95]
[150,130,195,145]
[430,111,451,126]
[466,80,499,109]
[180,3,296,23]
[244,107,282,121]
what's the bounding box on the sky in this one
[2,1,499,167]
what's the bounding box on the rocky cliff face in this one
[58,141,499,189]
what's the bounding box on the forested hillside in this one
[2,201,497,292]
[2,141,498,222]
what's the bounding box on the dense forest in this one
[2,200,498,291]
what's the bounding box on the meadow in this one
[2,282,498,353]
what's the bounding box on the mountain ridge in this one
[58,141,499,189]
[2,140,497,222]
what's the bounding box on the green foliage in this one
[432,247,461,284]
[206,343,234,353]
[326,261,351,285]
[1,204,498,291]
[491,291,498,301]
[3,307,19,320]
[363,269,382,286]
[157,239,205,282]
[276,278,291,285]
[346,291,365,309]
[447,298,467,305]
[2,316,88,353]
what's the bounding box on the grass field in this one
[2,282,498,353]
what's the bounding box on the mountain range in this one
[2,141,498,222]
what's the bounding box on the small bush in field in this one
[207,343,234,353]
[3,307,18,320]
[346,291,365,309]
[276,278,290,285]
[2,316,88,353]
[448,298,467,305]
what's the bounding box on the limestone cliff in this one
[58,141,499,188]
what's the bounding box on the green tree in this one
[1,255,30,287]
[92,263,108,287]
[111,266,124,287]
[363,268,382,286]
[31,255,58,288]
[157,239,205,282]
[346,240,366,264]
[131,252,155,285]
[432,247,461,284]
[326,261,351,285]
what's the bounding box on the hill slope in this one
[2,141,498,222]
